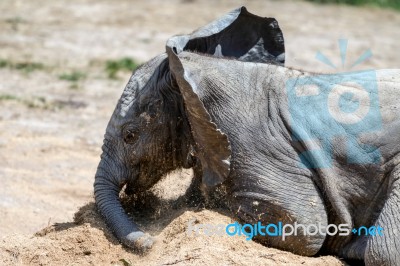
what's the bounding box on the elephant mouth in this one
[123,165,141,195]
[124,164,161,195]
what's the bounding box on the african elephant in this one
[94,7,400,265]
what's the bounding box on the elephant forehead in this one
[118,53,167,118]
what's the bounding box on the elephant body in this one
[178,54,400,262]
[94,7,400,265]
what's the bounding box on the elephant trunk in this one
[94,147,153,250]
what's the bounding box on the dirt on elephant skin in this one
[0,0,399,265]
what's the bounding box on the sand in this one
[1,0,399,265]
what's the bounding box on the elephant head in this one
[94,6,285,251]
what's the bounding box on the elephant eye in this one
[123,129,138,144]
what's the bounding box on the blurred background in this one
[0,0,399,237]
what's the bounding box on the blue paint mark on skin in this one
[286,70,382,168]
[339,92,360,114]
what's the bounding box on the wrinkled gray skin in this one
[94,7,400,265]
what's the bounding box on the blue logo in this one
[286,39,382,168]
[186,219,384,241]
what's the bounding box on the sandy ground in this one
[0,0,399,265]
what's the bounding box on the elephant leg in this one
[365,167,400,266]
[228,173,328,256]
[184,161,229,209]
[184,163,205,207]
[339,236,368,261]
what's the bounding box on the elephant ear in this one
[166,6,285,65]
[167,47,231,187]
[165,7,284,186]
